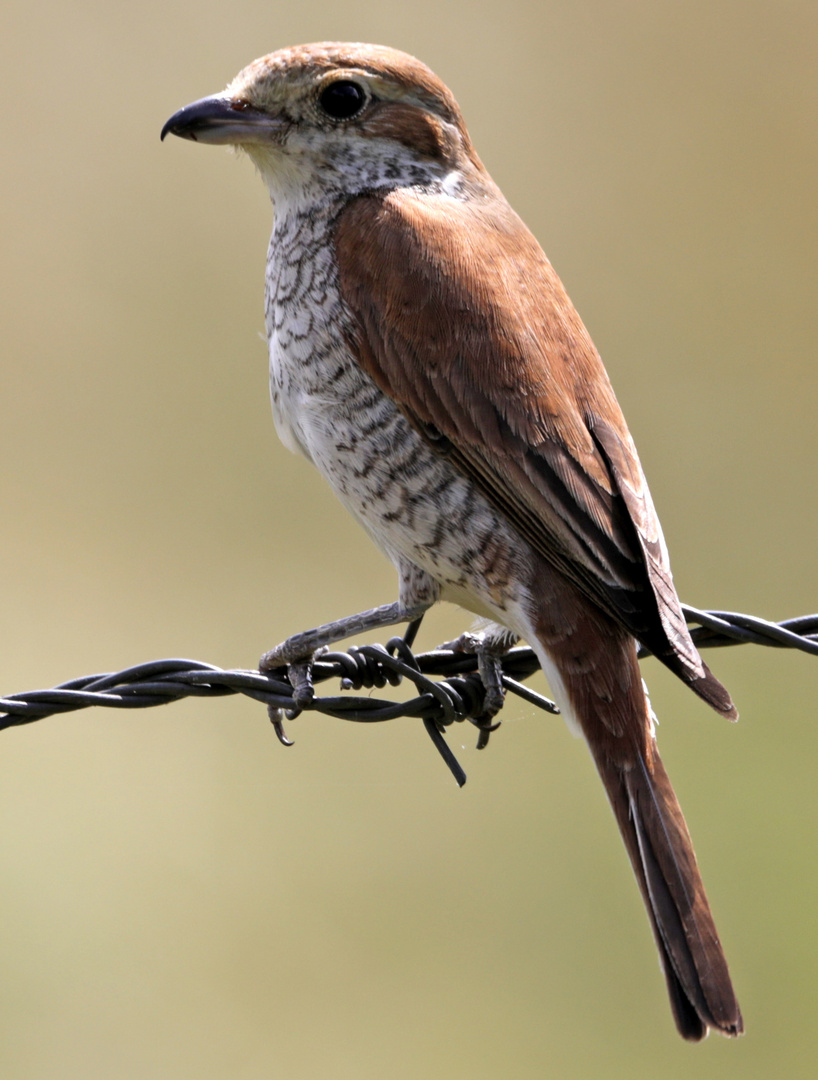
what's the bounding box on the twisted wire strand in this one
[1,608,815,786]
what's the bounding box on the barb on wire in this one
[1,608,816,787]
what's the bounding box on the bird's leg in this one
[259,562,440,707]
[260,601,430,667]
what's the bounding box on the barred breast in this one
[264,198,533,624]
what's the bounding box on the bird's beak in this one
[161,94,283,145]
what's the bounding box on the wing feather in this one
[334,184,730,704]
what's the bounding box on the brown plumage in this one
[335,187,735,711]
[162,42,743,1039]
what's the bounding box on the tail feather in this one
[530,569,741,1037]
[596,749,743,1040]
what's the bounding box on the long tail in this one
[594,746,743,1039]
[531,580,743,1039]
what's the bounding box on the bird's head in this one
[161,42,487,204]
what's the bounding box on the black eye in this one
[318,80,366,121]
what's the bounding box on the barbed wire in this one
[1,606,816,787]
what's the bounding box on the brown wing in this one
[334,186,731,709]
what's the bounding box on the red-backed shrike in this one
[163,43,742,1039]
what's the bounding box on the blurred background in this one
[1,1,816,1076]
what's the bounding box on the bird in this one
[162,42,743,1040]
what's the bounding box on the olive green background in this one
[2,1,817,1077]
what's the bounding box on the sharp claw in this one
[268,706,295,746]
